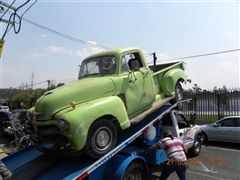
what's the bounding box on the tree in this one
[192,84,202,93]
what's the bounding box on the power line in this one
[160,49,240,61]
[0,0,38,39]
[22,18,110,50]
[147,48,240,64]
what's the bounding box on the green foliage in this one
[0,88,46,109]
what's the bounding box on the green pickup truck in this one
[31,47,188,158]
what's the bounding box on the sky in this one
[0,0,239,90]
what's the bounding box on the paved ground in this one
[147,141,240,180]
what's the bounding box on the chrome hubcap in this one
[194,140,200,152]
[94,127,111,151]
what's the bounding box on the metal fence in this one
[182,89,240,121]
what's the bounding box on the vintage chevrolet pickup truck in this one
[31,47,188,158]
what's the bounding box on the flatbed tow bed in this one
[2,100,190,180]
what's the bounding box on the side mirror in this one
[190,119,195,126]
[213,123,220,127]
[139,67,149,75]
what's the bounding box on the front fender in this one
[160,68,186,96]
[55,96,130,151]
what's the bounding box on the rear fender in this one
[160,68,186,96]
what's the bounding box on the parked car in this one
[201,116,240,144]
[0,106,9,112]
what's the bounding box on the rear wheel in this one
[171,82,183,104]
[123,161,146,180]
[86,118,117,158]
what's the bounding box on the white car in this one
[201,116,240,144]
[0,106,9,112]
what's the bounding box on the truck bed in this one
[149,61,183,74]
[149,62,180,73]
[149,61,184,95]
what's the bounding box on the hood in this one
[34,77,115,120]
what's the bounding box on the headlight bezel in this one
[58,118,70,131]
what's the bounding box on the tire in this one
[170,82,183,104]
[189,138,201,157]
[123,161,146,180]
[85,118,117,159]
[201,132,208,144]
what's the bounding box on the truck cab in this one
[78,48,156,117]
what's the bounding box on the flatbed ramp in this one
[2,102,183,180]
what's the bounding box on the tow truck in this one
[1,99,202,180]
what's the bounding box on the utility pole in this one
[0,1,17,11]
[0,1,16,25]
[31,72,34,89]
[47,80,50,89]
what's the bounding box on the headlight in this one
[26,110,33,121]
[58,118,70,131]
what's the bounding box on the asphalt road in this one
[148,142,240,180]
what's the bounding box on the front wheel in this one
[189,138,201,157]
[123,161,146,180]
[85,118,117,158]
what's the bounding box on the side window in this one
[175,113,189,129]
[121,52,143,73]
[234,118,240,127]
[121,56,130,73]
[218,119,235,127]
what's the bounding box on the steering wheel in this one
[102,58,114,70]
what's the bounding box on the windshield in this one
[79,56,116,78]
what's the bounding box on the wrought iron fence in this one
[182,89,240,120]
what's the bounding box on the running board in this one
[130,97,173,125]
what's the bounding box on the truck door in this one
[173,112,194,149]
[121,52,155,116]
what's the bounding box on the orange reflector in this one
[76,172,89,180]
[70,101,77,109]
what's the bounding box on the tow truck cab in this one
[161,110,202,156]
